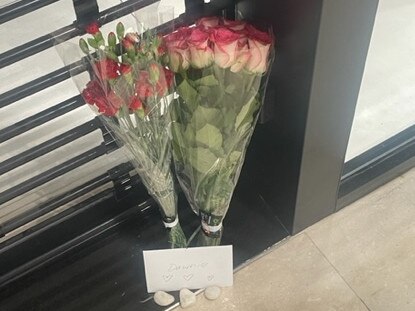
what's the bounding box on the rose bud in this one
[129,96,143,110]
[125,33,139,44]
[79,38,90,54]
[164,27,191,72]
[116,22,125,39]
[85,22,100,35]
[245,25,272,74]
[230,42,251,73]
[211,27,241,68]
[108,32,116,47]
[122,38,134,51]
[188,27,213,69]
[149,63,161,84]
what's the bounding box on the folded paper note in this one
[143,245,233,292]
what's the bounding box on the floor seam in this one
[304,232,372,311]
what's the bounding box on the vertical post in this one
[72,0,99,25]
[237,0,378,233]
[292,0,378,233]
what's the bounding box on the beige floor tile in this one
[306,168,415,311]
[173,234,368,311]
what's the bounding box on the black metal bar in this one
[0,173,110,237]
[0,25,81,69]
[0,193,154,288]
[0,163,136,237]
[0,118,101,176]
[0,0,232,107]
[0,142,117,206]
[0,0,158,69]
[97,0,157,25]
[0,0,60,24]
[337,125,415,209]
[0,61,86,109]
[0,95,83,144]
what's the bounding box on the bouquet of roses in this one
[165,17,274,245]
[59,21,187,248]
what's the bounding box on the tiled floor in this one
[174,167,415,310]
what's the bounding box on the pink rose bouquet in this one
[165,17,274,245]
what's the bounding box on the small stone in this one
[179,288,196,308]
[204,286,221,300]
[153,291,175,306]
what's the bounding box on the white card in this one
[143,245,233,292]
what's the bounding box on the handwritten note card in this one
[143,245,233,292]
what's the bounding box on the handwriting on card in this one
[143,245,233,292]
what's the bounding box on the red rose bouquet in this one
[166,17,274,245]
[58,21,186,248]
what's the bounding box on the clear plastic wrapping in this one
[166,16,275,243]
[56,10,186,247]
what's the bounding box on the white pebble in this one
[153,291,175,306]
[204,286,221,300]
[179,288,196,308]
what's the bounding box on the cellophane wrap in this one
[166,17,274,241]
[56,13,187,248]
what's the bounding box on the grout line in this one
[304,232,372,311]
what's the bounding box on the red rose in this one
[188,27,213,69]
[164,27,192,72]
[122,38,134,51]
[163,67,174,88]
[85,22,100,35]
[196,16,220,29]
[125,33,139,43]
[120,64,132,75]
[245,24,272,73]
[211,27,241,68]
[129,96,143,110]
[149,63,161,83]
[94,59,120,80]
[82,80,122,116]
[136,72,154,99]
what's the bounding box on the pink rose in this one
[223,19,247,31]
[188,27,213,69]
[164,27,191,72]
[230,42,251,73]
[245,25,272,74]
[196,16,220,29]
[211,27,241,68]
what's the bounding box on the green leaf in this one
[190,106,222,130]
[87,38,99,49]
[108,32,116,47]
[94,31,104,43]
[189,147,218,174]
[177,79,198,110]
[184,125,195,144]
[79,38,90,54]
[229,151,242,165]
[195,74,219,87]
[195,124,223,151]
[171,122,186,149]
[105,51,118,61]
[225,84,236,94]
[235,98,258,130]
[198,86,211,98]
[116,22,125,39]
